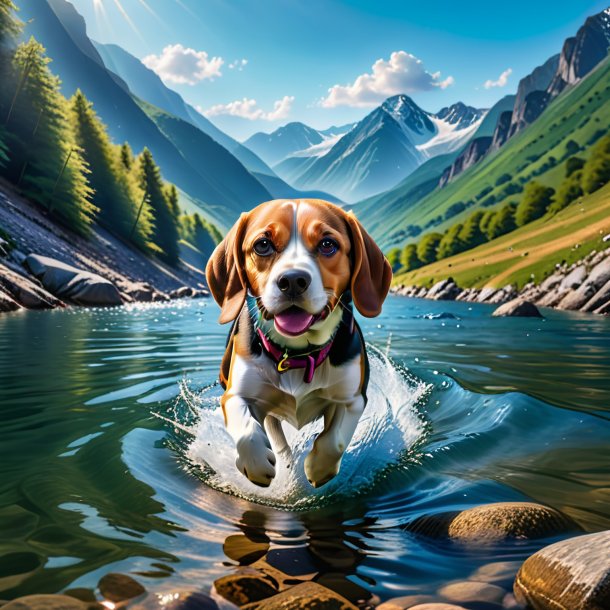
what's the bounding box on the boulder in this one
[1,595,92,609]
[558,258,610,310]
[469,561,522,586]
[0,288,20,312]
[514,530,610,610]
[223,534,269,565]
[438,581,505,605]
[98,572,146,602]
[0,262,63,309]
[447,502,578,542]
[24,254,123,306]
[487,285,517,304]
[214,567,279,606]
[241,582,357,609]
[476,287,499,303]
[427,279,461,301]
[582,278,610,313]
[558,265,586,291]
[492,299,542,318]
[121,281,156,302]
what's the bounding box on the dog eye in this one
[253,238,275,256]
[318,238,338,257]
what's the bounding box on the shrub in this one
[417,232,442,265]
[515,181,555,226]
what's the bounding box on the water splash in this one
[160,346,431,510]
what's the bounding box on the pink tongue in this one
[274,308,315,336]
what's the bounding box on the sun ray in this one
[111,0,147,43]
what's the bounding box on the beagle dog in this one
[206,199,392,488]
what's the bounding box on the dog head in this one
[206,199,392,335]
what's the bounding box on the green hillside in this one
[394,182,610,289]
[368,55,610,250]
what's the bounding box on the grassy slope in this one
[374,56,610,250]
[394,182,610,289]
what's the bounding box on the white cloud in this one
[320,51,454,108]
[202,95,294,121]
[228,59,248,71]
[483,68,512,89]
[142,43,223,85]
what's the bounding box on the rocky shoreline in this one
[0,183,209,313]
[2,502,607,609]
[392,246,610,316]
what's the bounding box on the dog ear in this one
[206,213,249,324]
[343,211,392,317]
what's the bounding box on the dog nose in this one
[277,270,311,296]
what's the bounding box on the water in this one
[0,296,609,605]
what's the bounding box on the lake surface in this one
[0,296,609,606]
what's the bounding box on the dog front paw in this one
[235,424,277,487]
[304,447,342,489]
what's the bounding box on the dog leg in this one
[304,395,365,488]
[264,415,292,459]
[223,395,276,487]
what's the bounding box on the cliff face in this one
[490,111,513,152]
[548,9,610,96]
[439,137,492,188]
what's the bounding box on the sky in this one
[70,0,610,141]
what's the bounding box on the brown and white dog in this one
[206,199,392,488]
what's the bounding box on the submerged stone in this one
[240,581,357,609]
[514,530,610,610]
[98,572,146,602]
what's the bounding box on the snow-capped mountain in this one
[272,95,486,203]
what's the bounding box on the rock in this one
[1,595,90,609]
[514,530,610,609]
[487,285,517,304]
[152,291,170,302]
[470,561,522,587]
[492,299,542,318]
[241,582,357,609]
[214,567,279,606]
[376,595,437,609]
[539,272,564,292]
[427,279,461,301]
[448,502,578,542]
[98,572,146,602]
[25,254,123,306]
[121,281,156,302]
[594,299,610,315]
[558,258,610,310]
[582,277,610,312]
[0,261,63,309]
[170,286,195,299]
[0,288,20,312]
[476,287,499,303]
[558,265,586,291]
[439,581,506,605]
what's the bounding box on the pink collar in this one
[256,328,334,384]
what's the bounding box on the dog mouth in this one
[273,306,323,337]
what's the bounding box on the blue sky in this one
[70,0,610,141]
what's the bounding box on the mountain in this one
[353,94,514,239]
[371,52,610,249]
[92,41,276,178]
[277,95,486,202]
[244,122,325,167]
[421,8,610,192]
[549,8,610,96]
[18,0,274,231]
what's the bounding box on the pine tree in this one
[70,90,152,247]
[165,183,181,220]
[0,0,20,44]
[119,142,134,171]
[138,148,180,263]
[0,38,95,234]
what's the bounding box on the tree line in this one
[387,133,610,274]
[0,1,218,265]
